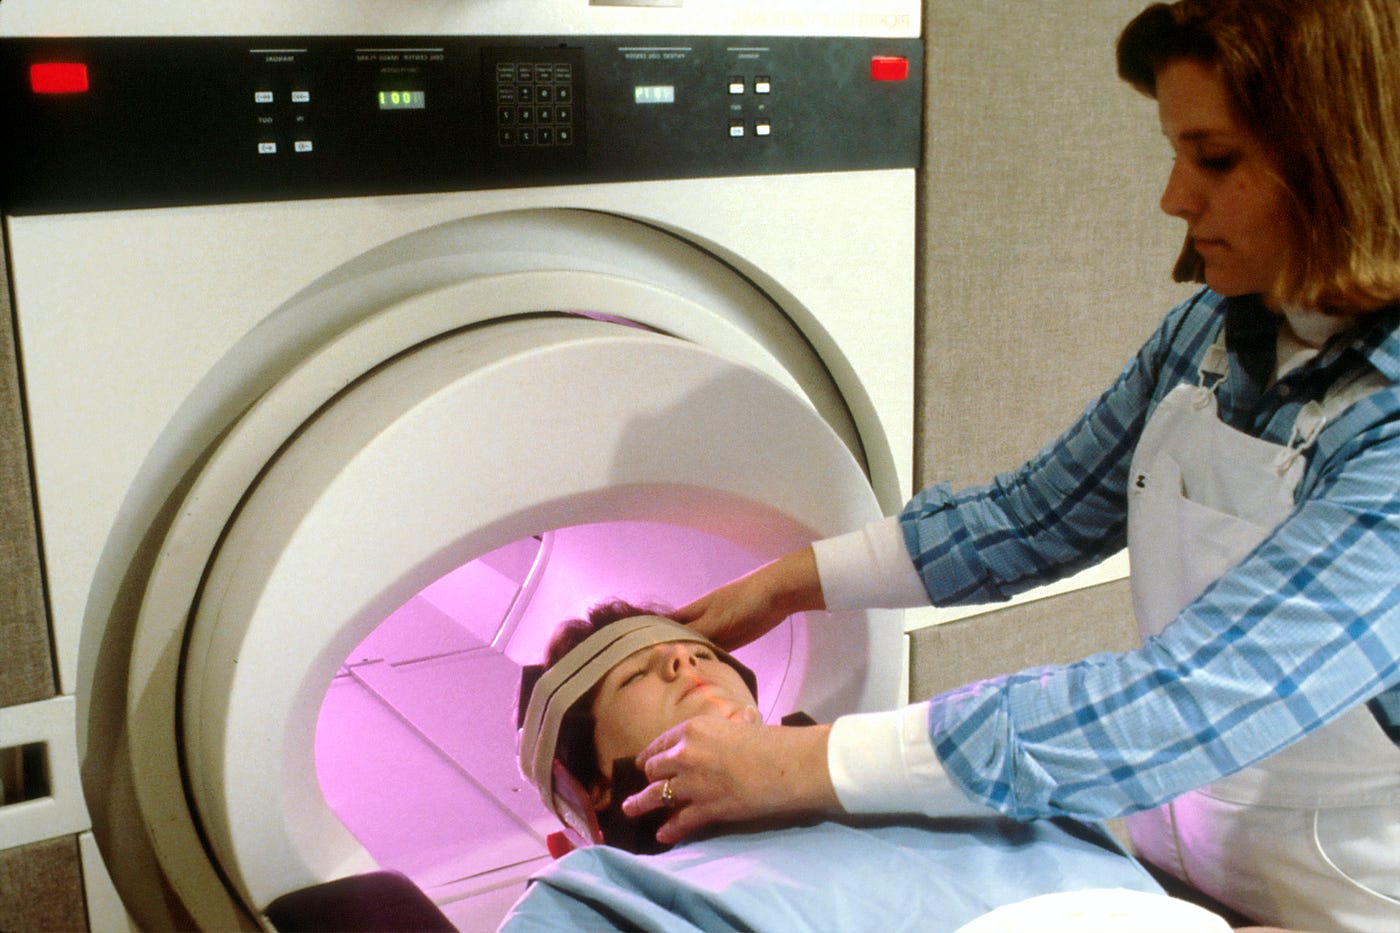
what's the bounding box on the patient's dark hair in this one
[545,600,679,795]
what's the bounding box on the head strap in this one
[517,615,755,835]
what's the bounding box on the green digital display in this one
[634,85,675,105]
[378,89,426,110]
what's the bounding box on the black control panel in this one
[1,35,922,215]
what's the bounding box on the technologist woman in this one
[621,2,1400,930]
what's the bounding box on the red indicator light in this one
[30,62,90,94]
[870,56,909,82]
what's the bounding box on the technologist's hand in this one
[621,708,841,845]
[674,547,825,650]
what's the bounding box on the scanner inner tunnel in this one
[313,520,805,915]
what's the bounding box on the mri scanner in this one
[0,2,922,929]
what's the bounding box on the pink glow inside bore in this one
[313,520,802,927]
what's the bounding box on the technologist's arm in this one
[675,547,827,649]
[683,295,1212,652]
[623,697,994,844]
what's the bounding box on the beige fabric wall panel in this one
[909,578,1138,698]
[0,835,89,933]
[918,0,1195,487]
[0,227,54,708]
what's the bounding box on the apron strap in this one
[1196,327,1230,390]
[1275,363,1391,473]
[1202,320,1390,473]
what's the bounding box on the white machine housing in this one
[0,2,922,930]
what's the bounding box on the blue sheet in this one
[497,816,1164,932]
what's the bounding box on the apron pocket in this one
[1312,804,1400,904]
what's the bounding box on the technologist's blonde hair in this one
[1118,0,1400,314]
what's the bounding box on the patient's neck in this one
[596,758,672,854]
[592,712,819,854]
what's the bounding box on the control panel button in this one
[755,120,772,136]
[254,90,274,104]
[258,141,277,154]
[491,53,578,148]
[870,56,910,81]
[729,119,745,138]
[754,76,772,94]
[29,61,90,95]
[728,76,745,95]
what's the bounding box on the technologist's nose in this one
[1159,161,1199,221]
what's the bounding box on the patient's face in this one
[589,640,757,785]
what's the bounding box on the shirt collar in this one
[1349,304,1400,383]
[1225,295,1400,385]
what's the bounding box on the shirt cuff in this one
[827,703,993,818]
[812,516,928,611]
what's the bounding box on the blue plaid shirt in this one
[901,289,1400,820]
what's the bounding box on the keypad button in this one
[493,60,576,149]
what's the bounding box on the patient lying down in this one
[500,602,1226,933]
[519,600,780,854]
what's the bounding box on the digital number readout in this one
[633,85,675,105]
[378,90,426,110]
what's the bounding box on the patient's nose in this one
[660,643,699,677]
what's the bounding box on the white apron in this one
[1124,331,1400,931]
